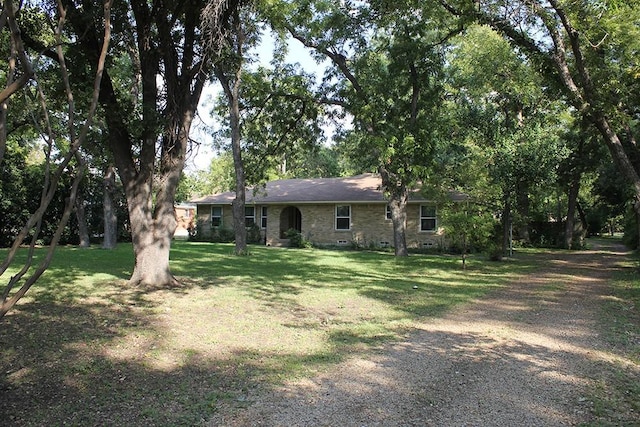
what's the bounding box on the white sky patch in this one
[185,31,329,173]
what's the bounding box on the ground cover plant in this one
[0,242,525,425]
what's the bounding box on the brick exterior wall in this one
[195,202,444,249]
[264,203,444,249]
[194,204,236,238]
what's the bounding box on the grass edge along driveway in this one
[0,240,627,425]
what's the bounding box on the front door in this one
[279,206,302,238]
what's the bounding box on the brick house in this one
[191,174,463,248]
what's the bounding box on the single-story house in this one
[191,173,464,248]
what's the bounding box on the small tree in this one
[1,0,112,318]
[442,202,496,269]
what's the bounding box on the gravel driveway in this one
[209,241,637,426]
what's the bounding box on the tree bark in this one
[102,165,117,249]
[380,167,409,257]
[515,181,531,244]
[74,192,90,248]
[502,191,511,257]
[564,178,580,249]
[216,5,248,256]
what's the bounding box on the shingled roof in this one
[192,174,465,205]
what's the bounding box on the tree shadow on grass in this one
[0,296,350,426]
[2,239,633,425]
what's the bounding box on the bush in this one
[247,224,263,244]
[285,228,311,248]
[212,227,235,243]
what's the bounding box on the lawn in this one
[0,242,544,425]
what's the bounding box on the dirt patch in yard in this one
[208,241,639,426]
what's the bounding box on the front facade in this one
[192,174,451,249]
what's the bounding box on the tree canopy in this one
[2,0,639,317]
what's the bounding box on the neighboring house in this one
[173,203,196,239]
[191,174,464,248]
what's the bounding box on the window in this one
[420,205,437,232]
[211,206,222,227]
[385,205,392,220]
[245,206,255,227]
[261,206,268,229]
[335,205,351,230]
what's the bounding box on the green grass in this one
[1,242,529,425]
[587,250,640,425]
[3,239,638,425]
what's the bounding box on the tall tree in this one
[1,0,112,318]
[267,0,454,256]
[446,24,568,252]
[211,1,261,255]
[58,0,239,285]
[441,0,640,245]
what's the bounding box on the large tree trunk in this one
[127,192,178,286]
[102,166,117,249]
[380,167,409,257]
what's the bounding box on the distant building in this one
[174,204,195,239]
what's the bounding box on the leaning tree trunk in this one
[230,92,247,255]
[215,4,247,256]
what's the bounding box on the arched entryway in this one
[280,206,302,238]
